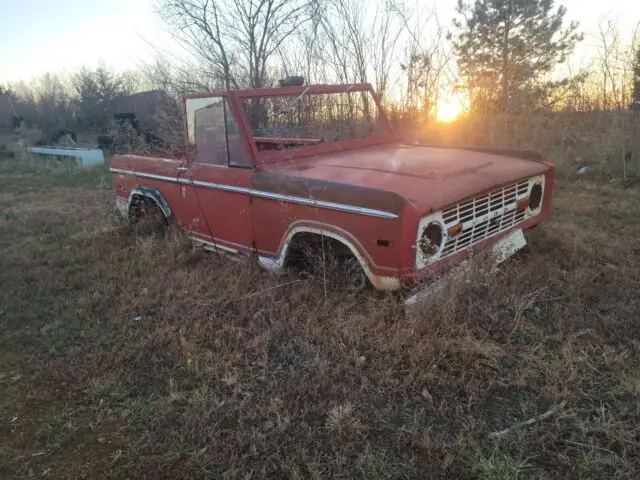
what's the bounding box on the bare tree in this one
[159,0,317,89]
[395,3,451,123]
[31,74,74,135]
[598,20,621,109]
[325,0,369,83]
[633,45,640,109]
[370,1,404,101]
[141,57,219,94]
[160,1,236,89]
[316,1,401,86]
[593,19,640,110]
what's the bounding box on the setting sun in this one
[436,94,466,123]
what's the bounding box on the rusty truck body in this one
[110,83,554,301]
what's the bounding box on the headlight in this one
[529,182,543,211]
[419,222,443,257]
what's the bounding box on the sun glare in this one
[436,94,465,123]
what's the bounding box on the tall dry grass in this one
[1,165,640,478]
[399,110,640,180]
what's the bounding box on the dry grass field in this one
[1,161,640,479]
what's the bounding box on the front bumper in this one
[404,228,526,306]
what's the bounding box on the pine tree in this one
[72,66,125,131]
[452,0,582,112]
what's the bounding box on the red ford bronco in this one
[110,82,554,302]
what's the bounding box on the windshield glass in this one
[241,90,390,154]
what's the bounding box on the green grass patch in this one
[475,448,534,480]
[473,432,536,480]
[39,314,110,355]
[0,164,111,193]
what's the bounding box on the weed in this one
[42,407,76,451]
[326,402,364,436]
[475,447,534,480]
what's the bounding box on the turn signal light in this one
[517,197,530,211]
[447,223,463,237]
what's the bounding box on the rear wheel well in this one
[128,194,168,224]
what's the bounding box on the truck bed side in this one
[110,154,184,221]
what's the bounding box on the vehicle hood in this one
[256,143,551,214]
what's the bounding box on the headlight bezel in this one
[525,175,545,217]
[419,222,444,257]
[415,213,447,268]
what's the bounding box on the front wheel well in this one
[283,232,370,291]
[284,232,353,264]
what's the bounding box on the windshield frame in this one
[232,83,398,165]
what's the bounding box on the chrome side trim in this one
[249,189,398,218]
[190,179,251,194]
[110,167,398,219]
[110,168,180,184]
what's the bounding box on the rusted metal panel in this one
[261,144,550,213]
[251,171,407,214]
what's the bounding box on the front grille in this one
[440,180,529,258]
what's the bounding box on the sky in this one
[0,0,171,83]
[1,0,640,84]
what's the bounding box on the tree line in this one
[2,0,640,138]
[0,66,145,136]
[156,0,640,111]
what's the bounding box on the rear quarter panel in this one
[111,154,183,221]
